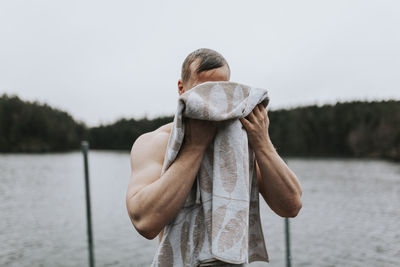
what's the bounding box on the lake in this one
[0,151,399,266]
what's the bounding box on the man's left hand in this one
[239,103,272,149]
[240,103,302,218]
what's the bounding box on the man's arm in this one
[254,144,302,217]
[125,120,216,240]
[240,104,302,217]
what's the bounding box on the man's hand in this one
[239,103,273,150]
[184,118,217,149]
[239,103,302,218]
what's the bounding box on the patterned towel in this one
[151,81,269,267]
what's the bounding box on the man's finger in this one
[253,105,264,121]
[260,105,268,116]
[246,110,257,123]
[239,117,250,129]
[258,103,265,113]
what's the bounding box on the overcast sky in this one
[1,0,399,126]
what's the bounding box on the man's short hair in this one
[181,48,230,83]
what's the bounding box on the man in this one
[125,48,302,245]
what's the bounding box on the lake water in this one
[0,152,399,267]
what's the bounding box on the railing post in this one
[285,217,291,267]
[283,158,291,267]
[81,141,95,267]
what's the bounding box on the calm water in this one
[0,152,399,267]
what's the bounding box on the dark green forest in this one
[0,94,86,152]
[1,93,399,160]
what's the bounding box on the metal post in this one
[283,158,291,267]
[82,141,95,267]
[285,217,291,267]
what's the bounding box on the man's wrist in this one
[265,136,276,152]
[254,135,277,158]
[181,141,209,155]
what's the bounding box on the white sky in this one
[1,0,399,126]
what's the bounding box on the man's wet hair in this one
[181,48,230,83]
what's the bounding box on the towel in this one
[151,81,269,267]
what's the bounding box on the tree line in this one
[0,94,86,152]
[1,93,399,160]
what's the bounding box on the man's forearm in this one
[128,143,206,238]
[255,139,302,217]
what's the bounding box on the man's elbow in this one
[133,219,160,240]
[285,186,303,218]
[287,200,302,218]
[126,200,160,240]
[277,198,302,218]
[128,211,160,240]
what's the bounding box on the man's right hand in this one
[183,118,217,149]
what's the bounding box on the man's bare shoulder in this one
[132,122,172,149]
[130,123,173,167]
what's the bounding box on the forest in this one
[1,93,399,160]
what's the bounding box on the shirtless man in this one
[125,48,302,244]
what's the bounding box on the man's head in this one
[178,48,230,95]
